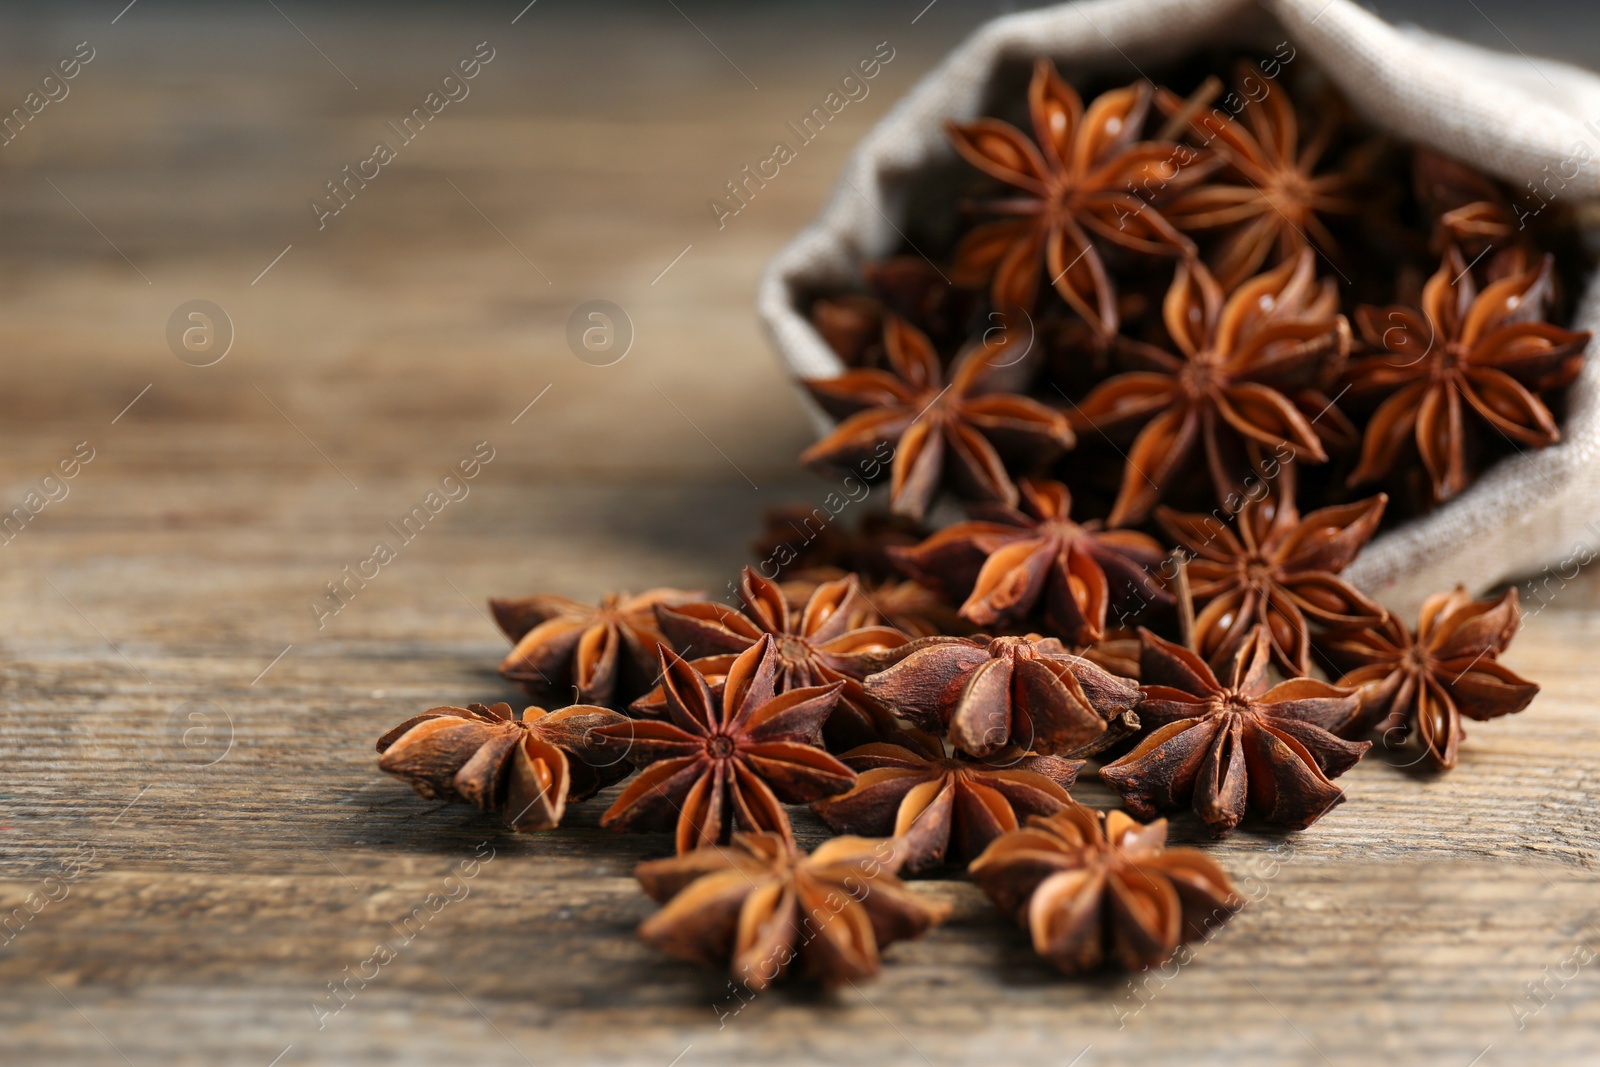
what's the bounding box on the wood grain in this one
[2,3,1598,1065]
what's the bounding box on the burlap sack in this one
[757,0,1600,618]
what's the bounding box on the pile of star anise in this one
[375,54,1586,990]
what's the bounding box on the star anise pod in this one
[1345,247,1590,502]
[863,634,1141,759]
[1319,587,1539,771]
[1156,484,1387,677]
[813,728,1083,873]
[376,702,632,831]
[1074,249,1352,526]
[490,588,699,709]
[593,635,856,854]
[754,507,926,585]
[634,832,949,990]
[946,58,1198,336]
[968,804,1239,974]
[782,570,970,640]
[1413,149,1532,277]
[1099,629,1369,836]
[889,478,1169,643]
[1156,63,1362,290]
[648,567,910,750]
[801,316,1074,519]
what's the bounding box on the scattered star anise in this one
[1074,250,1352,526]
[968,804,1239,974]
[635,831,949,990]
[754,507,926,585]
[946,58,1198,336]
[491,588,699,709]
[376,702,632,831]
[1319,587,1539,771]
[1156,62,1362,289]
[1156,484,1388,677]
[1099,629,1369,836]
[1413,149,1532,277]
[801,316,1074,519]
[813,728,1082,873]
[889,478,1169,643]
[863,634,1141,759]
[593,635,856,854]
[1345,247,1590,501]
[649,567,910,750]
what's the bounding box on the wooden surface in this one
[2,3,1598,1065]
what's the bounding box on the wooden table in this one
[2,3,1597,1064]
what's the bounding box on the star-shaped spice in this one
[649,567,911,750]
[968,804,1239,974]
[490,588,699,709]
[946,58,1199,336]
[1345,247,1590,501]
[1156,484,1387,677]
[634,832,949,990]
[593,635,855,854]
[889,478,1169,643]
[863,634,1141,759]
[1074,250,1352,526]
[1099,629,1369,836]
[813,729,1083,873]
[801,317,1074,520]
[376,702,632,831]
[1319,587,1539,771]
[1156,62,1362,289]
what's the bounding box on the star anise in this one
[1413,149,1532,277]
[801,316,1074,519]
[809,257,967,369]
[1345,247,1590,501]
[781,569,970,640]
[593,635,856,854]
[1156,484,1387,677]
[649,567,910,750]
[635,832,949,990]
[754,507,926,585]
[376,702,632,831]
[968,804,1239,974]
[863,634,1141,759]
[889,478,1169,643]
[1099,629,1369,836]
[946,58,1198,336]
[1074,249,1352,526]
[813,729,1083,872]
[490,588,699,709]
[1319,587,1539,771]
[1156,63,1362,290]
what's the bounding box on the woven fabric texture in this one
[757,0,1600,617]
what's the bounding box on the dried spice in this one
[1156,485,1388,677]
[593,636,856,854]
[946,58,1200,336]
[491,588,699,709]
[864,634,1141,758]
[755,507,926,585]
[801,317,1074,519]
[890,478,1169,642]
[635,832,949,989]
[969,804,1239,974]
[1100,629,1369,836]
[648,567,909,749]
[377,702,632,831]
[1345,247,1590,501]
[1074,250,1352,525]
[813,729,1082,872]
[1320,587,1538,770]
[1157,63,1362,289]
